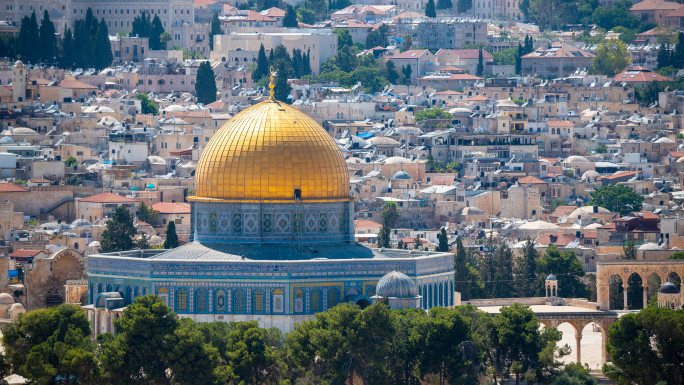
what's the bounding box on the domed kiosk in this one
[371,271,422,309]
[86,78,454,332]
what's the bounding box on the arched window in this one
[195,288,208,312]
[310,290,321,312]
[253,290,265,313]
[418,285,423,308]
[215,290,226,313]
[157,287,169,306]
[176,289,188,312]
[294,289,304,313]
[428,285,433,308]
[327,288,339,309]
[272,289,284,313]
[234,289,246,313]
[438,283,443,307]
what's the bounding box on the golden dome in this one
[191,100,350,202]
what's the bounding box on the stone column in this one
[597,282,610,310]
[623,284,629,311]
[575,332,583,363]
[601,327,609,364]
[642,284,648,309]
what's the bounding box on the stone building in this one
[521,42,595,78]
[24,248,86,311]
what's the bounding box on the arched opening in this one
[579,322,605,369]
[646,272,662,306]
[356,298,371,309]
[626,273,644,310]
[667,271,681,289]
[608,274,624,310]
[554,321,579,365]
[428,285,433,308]
[327,288,339,309]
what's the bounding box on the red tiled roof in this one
[521,42,594,59]
[597,170,641,180]
[518,176,546,184]
[59,79,97,89]
[551,205,578,217]
[665,5,684,16]
[80,193,138,203]
[630,0,680,12]
[468,95,489,101]
[391,49,431,59]
[584,231,597,239]
[669,151,684,158]
[9,249,42,258]
[169,149,193,156]
[450,49,493,60]
[151,202,191,214]
[261,7,286,17]
[354,219,382,228]
[536,233,576,247]
[614,67,670,83]
[0,183,27,192]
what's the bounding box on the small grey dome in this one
[376,271,418,298]
[546,274,557,281]
[392,170,411,180]
[660,281,679,294]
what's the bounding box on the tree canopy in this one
[99,205,138,253]
[589,184,643,216]
[164,220,179,249]
[591,39,631,77]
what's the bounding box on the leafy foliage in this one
[589,184,643,216]
[414,107,453,122]
[604,307,684,385]
[99,205,138,253]
[132,12,166,50]
[437,228,449,252]
[209,12,221,50]
[3,304,98,384]
[137,201,159,225]
[425,0,437,18]
[538,246,588,298]
[591,39,631,77]
[136,93,159,115]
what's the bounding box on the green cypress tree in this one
[303,49,311,75]
[253,44,269,81]
[283,5,299,28]
[59,26,75,68]
[73,19,93,68]
[195,61,217,104]
[163,221,179,249]
[425,0,437,18]
[18,12,39,63]
[437,228,449,252]
[385,60,399,84]
[476,48,484,76]
[39,11,57,63]
[93,19,113,70]
[515,42,523,74]
[657,43,670,69]
[150,15,164,50]
[273,64,292,103]
[209,12,221,50]
[437,0,452,9]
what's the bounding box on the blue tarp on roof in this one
[357,132,375,139]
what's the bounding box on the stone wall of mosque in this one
[191,201,355,244]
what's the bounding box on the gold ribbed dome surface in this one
[191,100,350,202]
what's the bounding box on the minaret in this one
[12,60,26,103]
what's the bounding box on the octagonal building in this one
[86,97,455,332]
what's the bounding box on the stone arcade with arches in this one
[596,260,684,311]
[85,92,454,334]
[23,248,86,311]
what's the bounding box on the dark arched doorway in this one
[356,298,371,309]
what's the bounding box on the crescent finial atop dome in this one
[269,66,275,101]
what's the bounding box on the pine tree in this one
[99,206,137,253]
[150,15,164,50]
[164,221,179,249]
[436,228,449,252]
[18,12,39,63]
[385,61,399,84]
[657,43,670,69]
[59,27,75,68]
[39,11,57,63]
[253,44,269,81]
[492,243,514,298]
[273,64,291,103]
[513,238,538,297]
[195,61,217,104]
[377,222,391,248]
[209,12,221,51]
[437,0,453,9]
[283,5,298,28]
[93,19,113,70]
[425,0,437,18]
[476,48,484,76]
[413,234,422,249]
[402,64,412,85]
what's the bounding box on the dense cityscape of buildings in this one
[0,0,682,383]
